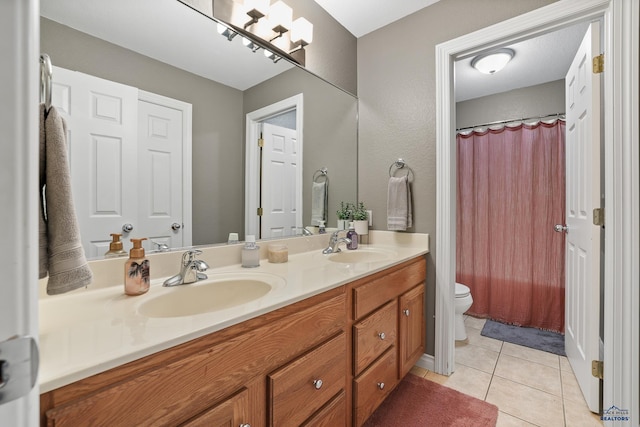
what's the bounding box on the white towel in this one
[40,104,93,295]
[311,181,327,226]
[387,175,412,231]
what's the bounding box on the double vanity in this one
[39,231,429,426]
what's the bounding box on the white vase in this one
[337,219,348,230]
[353,220,369,235]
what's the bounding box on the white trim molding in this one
[245,94,304,238]
[436,1,638,423]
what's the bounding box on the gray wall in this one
[357,0,559,355]
[457,80,565,129]
[41,17,245,246]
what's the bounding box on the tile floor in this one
[410,316,603,427]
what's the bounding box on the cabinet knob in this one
[313,379,323,390]
[403,309,410,316]
[377,382,385,390]
[239,424,251,427]
[378,332,386,340]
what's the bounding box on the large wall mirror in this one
[40,0,357,260]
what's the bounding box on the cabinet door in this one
[399,284,425,377]
[353,348,397,427]
[180,388,250,427]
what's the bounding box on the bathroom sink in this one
[138,273,284,318]
[327,248,396,264]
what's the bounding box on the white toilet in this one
[455,282,473,341]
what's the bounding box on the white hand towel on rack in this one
[387,175,412,231]
[311,181,327,226]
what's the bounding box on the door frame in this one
[435,0,638,421]
[138,90,193,248]
[245,94,303,238]
[0,0,39,424]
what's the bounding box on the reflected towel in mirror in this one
[311,181,327,226]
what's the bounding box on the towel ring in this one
[313,167,329,183]
[388,158,413,180]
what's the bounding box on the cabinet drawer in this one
[353,348,398,427]
[353,300,397,376]
[180,388,249,427]
[353,258,426,319]
[269,332,346,427]
[301,390,347,427]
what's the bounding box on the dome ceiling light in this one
[471,48,515,74]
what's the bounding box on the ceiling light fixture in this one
[471,48,515,74]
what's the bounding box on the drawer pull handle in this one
[403,309,410,316]
[313,379,323,390]
[377,382,385,390]
[378,332,386,340]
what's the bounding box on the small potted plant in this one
[336,202,352,230]
[352,202,369,235]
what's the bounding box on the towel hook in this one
[388,158,413,180]
[40,54,53,113]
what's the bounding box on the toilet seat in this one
[455,282,470,298]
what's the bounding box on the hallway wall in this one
[357,0,559,355]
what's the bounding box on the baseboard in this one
[415,353,435,372]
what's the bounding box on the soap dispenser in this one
[318,220,326,234]
[105,233,127,258]
[346,222,358,250]
[124,238,150,296]
[241,235,260,268]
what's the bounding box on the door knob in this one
[171,222,182,231]
[122,223,134,233]
[554,224,568,233]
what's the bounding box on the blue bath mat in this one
[480,320,566,356]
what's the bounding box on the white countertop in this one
[38,231,429,393]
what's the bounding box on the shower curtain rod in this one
[456,112,565,132]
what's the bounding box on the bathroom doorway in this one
[245,94,303,239]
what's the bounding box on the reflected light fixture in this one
[263,48,281,63]
[471,48,515,74]
[244,0,270,29]
[242,36,261,52]
[217,23,238,41]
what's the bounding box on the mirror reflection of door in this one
[261,121,299,238]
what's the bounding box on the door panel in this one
[564,21,601,413]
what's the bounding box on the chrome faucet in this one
[296,226,314,236]
[322,230,352,254]
[163,249,210,287]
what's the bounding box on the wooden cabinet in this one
[40,256,426,427]
[350,257,426,426]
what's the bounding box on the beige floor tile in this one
[465,315,487,331]
[496,411,538,426]
[466,325,504,352]
[455,342,500,374]
[424,363,492,401]
[409,365,428,378]
[561,367,588,405]
[494,353,562,396]
[559,356,572,372]
[501,341,561,369]
[564,397,604,426]
[487,376,564,427]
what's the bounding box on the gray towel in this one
[387,175,412,231]
[40,104,93,295]
[311,181,327,226]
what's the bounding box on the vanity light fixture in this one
[268,1,293,41]
[263,48,281,63]
[217,23,238,41]
[243,0,270,29]
[471,48,515,74]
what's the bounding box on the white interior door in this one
[51,66,138,259]
[563,21,601,413]
[261,123,300,238]
[137,98,184,251]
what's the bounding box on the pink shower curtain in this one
[456,121,566,333]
